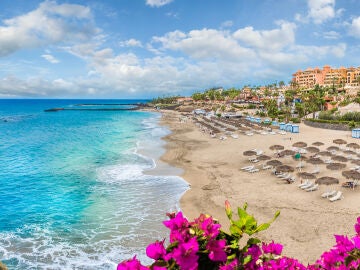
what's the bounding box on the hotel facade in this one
[292,65,360,89]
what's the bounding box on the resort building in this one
[292,65,360,90]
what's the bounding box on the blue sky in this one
[0,0,360,98]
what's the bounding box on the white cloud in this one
[152,28,256,61]
[146,0,173,7]
[323,31,340,39]
[296,0,343,24]
[221,20,233,28]
[119,38,143,47]
[0,1,98,57]
[41,54,60,64]
[233,21,296,52]
[349,17,360,38]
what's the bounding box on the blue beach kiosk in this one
[264,119,271,124]
[291,125,299,133]
[285,123,292,132]
[255,117,261,123]
[279,122,286,130]
[271,120,279,126]
[352,128,360,138]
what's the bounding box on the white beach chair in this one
[241,165,254,171]
[278,173,291,179]
[298,180,310,188]
[321,190,337,198]
[248,168,259,173]
[300,182,314,190]
[285,176,296,183]
[310,167,320,174]
[262,164,272,170]
[329,191,343,202]
[305,184,319,192]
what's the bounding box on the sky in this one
[0,0,360,98]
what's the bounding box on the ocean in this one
[0,99,189,269]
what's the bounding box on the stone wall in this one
[303,120,350,131]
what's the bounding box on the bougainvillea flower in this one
[219,259,239,270]
[170,237,199,270]
[146,240,166,260]
[117,256,148,270]
[355,217,360,235]
[201,216,221,239]
[206,239,227,262]
[163,212,190,242]
[262,241,283,255]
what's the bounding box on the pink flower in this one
[220,259,238,270]
[355,217,360,235]
[170,237,199,270]
[163,212,190,242]
[146,240,166,260]
[245,245,262,269]
[203,217,221,239]
[353,235,360,249]
[262,241,283,255]
[117,256,148,270]
[207,239,227,262]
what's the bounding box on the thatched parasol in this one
[243,150,257,156]
[317,151,333,157]
[267,160,283,166]
[326,163,346,170]
[332,155,348,162]
[347,143,360,149]
[333,139,347,145]
[306,146,320,153]
[280,149,296,156]
[297,172,316,179]
[306,157,324,165]
[276,164,294,172]
[257,155,271,161]
[316,176,339,185]
[351,159,360,165]
[269,144,285,151]
[342,170,360,180]
[343,150,356,155]
[292,141,307,148]
[327,146,339,151]
[312,141,324,146]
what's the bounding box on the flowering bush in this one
[117,200,360,269]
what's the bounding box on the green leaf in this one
[247,237,261,246]
[253,223,271,233]
[243,255,252,264]
[230,224,243,236]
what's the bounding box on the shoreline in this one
[157,109,360,264]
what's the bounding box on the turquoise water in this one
[0,100,188,269]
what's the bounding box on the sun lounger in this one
[300,182,314,189]
[305,184,319,192]
[310,168,320,174]
[248,168,259,173]
[262,164,272,170]
[329,191,343,202]
[276,172,289,178]
[298,180,310,188]
[278,173,291,179]
[241,165,254,170]
[321,190,337,198]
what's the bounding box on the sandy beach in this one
[157,110,360,264]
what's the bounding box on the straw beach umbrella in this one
[292,141,307,148]
[342,170,360,180]
[333,139,347,146]
[326,163,346,170]
[279,149,296,156]
[243,150,257,156]
[312,141,324,146]
[327,146,339,151]
[347,143,360,150]
[306,157,324,165]
[351,159,360,165]
[306,146,320,153]
[298,172,316,179]
[267,160,282,167]
[269,145,284,151]
[344,150,356,155]
[332,155,348,163]
[316,176,339,185]
[317,151,333,157]
[257,155,271,161]
[276,164,294,172]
